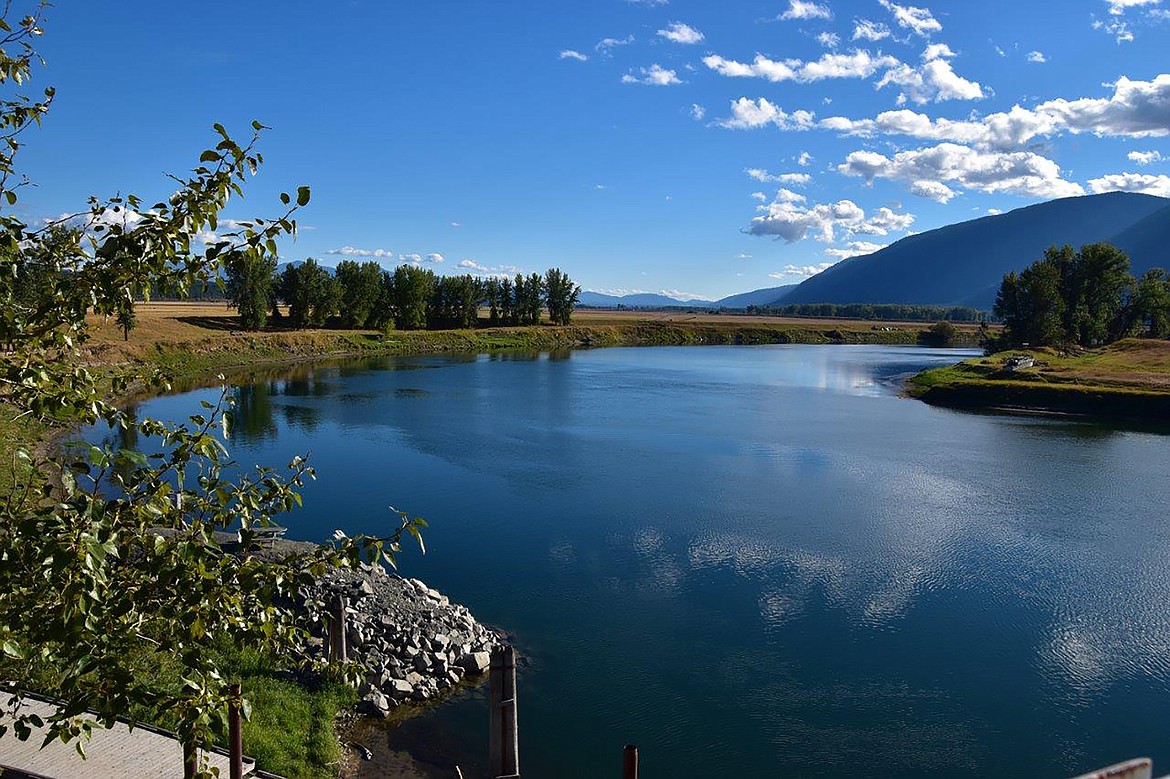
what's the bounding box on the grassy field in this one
[908,339,1170,421]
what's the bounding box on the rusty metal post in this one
[330,595,348,664]
[623,744,638,779]
[228,683,244,779]
[488,645,519,778]
[182,738,197,779]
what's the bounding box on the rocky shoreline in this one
[301,563,504,718]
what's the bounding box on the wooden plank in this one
[0,697,259,779]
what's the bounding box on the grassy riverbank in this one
[907,339,1170,422]
[84,302,979,380]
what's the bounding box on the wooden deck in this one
[0,696,261,778]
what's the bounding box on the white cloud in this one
[856,206,916,235]
[879,0,943,36]
[1094,17,1135,42]
[780,0,832,20]
[747,197,914,242]
[1088,172,1170,197]
[921,43,955,60]
[596,35,635,53]
[771,262,835,278]
[839,142,1085,201]
[797,151,814,166]
[737,253,753,259]
[852,19,891,41]
[823,240,888,259]
[716,97,816,130]
[1106,0,1160,15]
[987,208,1003,215]
[451,221,461,228]
[703,49,900,84]
[750,191,768,201]
[1040,75,1170,137]
[821,76,1170,148]
[774,188,808,203]
[660,289,710,301]
[559,50,588,61]
[625,0,668,5]
[622,64,682,86]
[458,259,522,278]
[909,179,958,202]
[817,31,841,47]
[1128,150,1164,164]
[658,21,705,44]
[396,252,445,265]
[1026,50,1047,63]
[877,56,984,104]
[690,103,706,120]
[745,168,812,185]
[328,245,396,258]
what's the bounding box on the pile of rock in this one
[302,565,503,717]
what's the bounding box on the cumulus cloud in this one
[1088,172,1170,196]
[690,103,706,120]
[657,21,705,44]
[703,49,900,84]
[1026,50,1048,63]
[747,197,914,242]
[852,19,891,40]
[1128,150,1164,164]
[1040,75,1170,137]
[824,240,888,259]
[750,191,769,201]
[771,262,836,278]
[817,31,841,47]
[877,55,984,104]
[660,289,710,301]
[458,259,522,278]
[745,168,812,185]
[821,76,1170,149]
[839,142,1085,201]
[879,0,943,36]
[328,245,395,258]
[622,64,682,85]
[1106,0,1160,14]
[797,151,814,166]
[780,0,832,20]
[559,50,588,61]
[715,97,816,130]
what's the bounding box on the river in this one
[103,345,1170,778]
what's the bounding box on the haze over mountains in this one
[584,193,1170,311]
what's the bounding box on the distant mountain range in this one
[778,192,1170,309]
[579,285,797,310]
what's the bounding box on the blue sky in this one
[17,0,1170,300]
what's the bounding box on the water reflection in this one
[102,345,1170,778]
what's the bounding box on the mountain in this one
[778,192,1170,309]
[579,291,716,308]
[1108,204,1170,274]
[714,285,798,309]
[579,285,798,310]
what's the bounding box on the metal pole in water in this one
[623,744,639,779]
[489,645,519,778]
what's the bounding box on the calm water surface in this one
[108,345,1170,778]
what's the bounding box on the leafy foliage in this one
[0,8,423,776]
[992,243,1170,349]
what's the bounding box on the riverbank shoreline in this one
[906,339,1170,424]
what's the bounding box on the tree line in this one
[745,302,987,322]
[992,242,1170,350]
[223,257,582,332]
